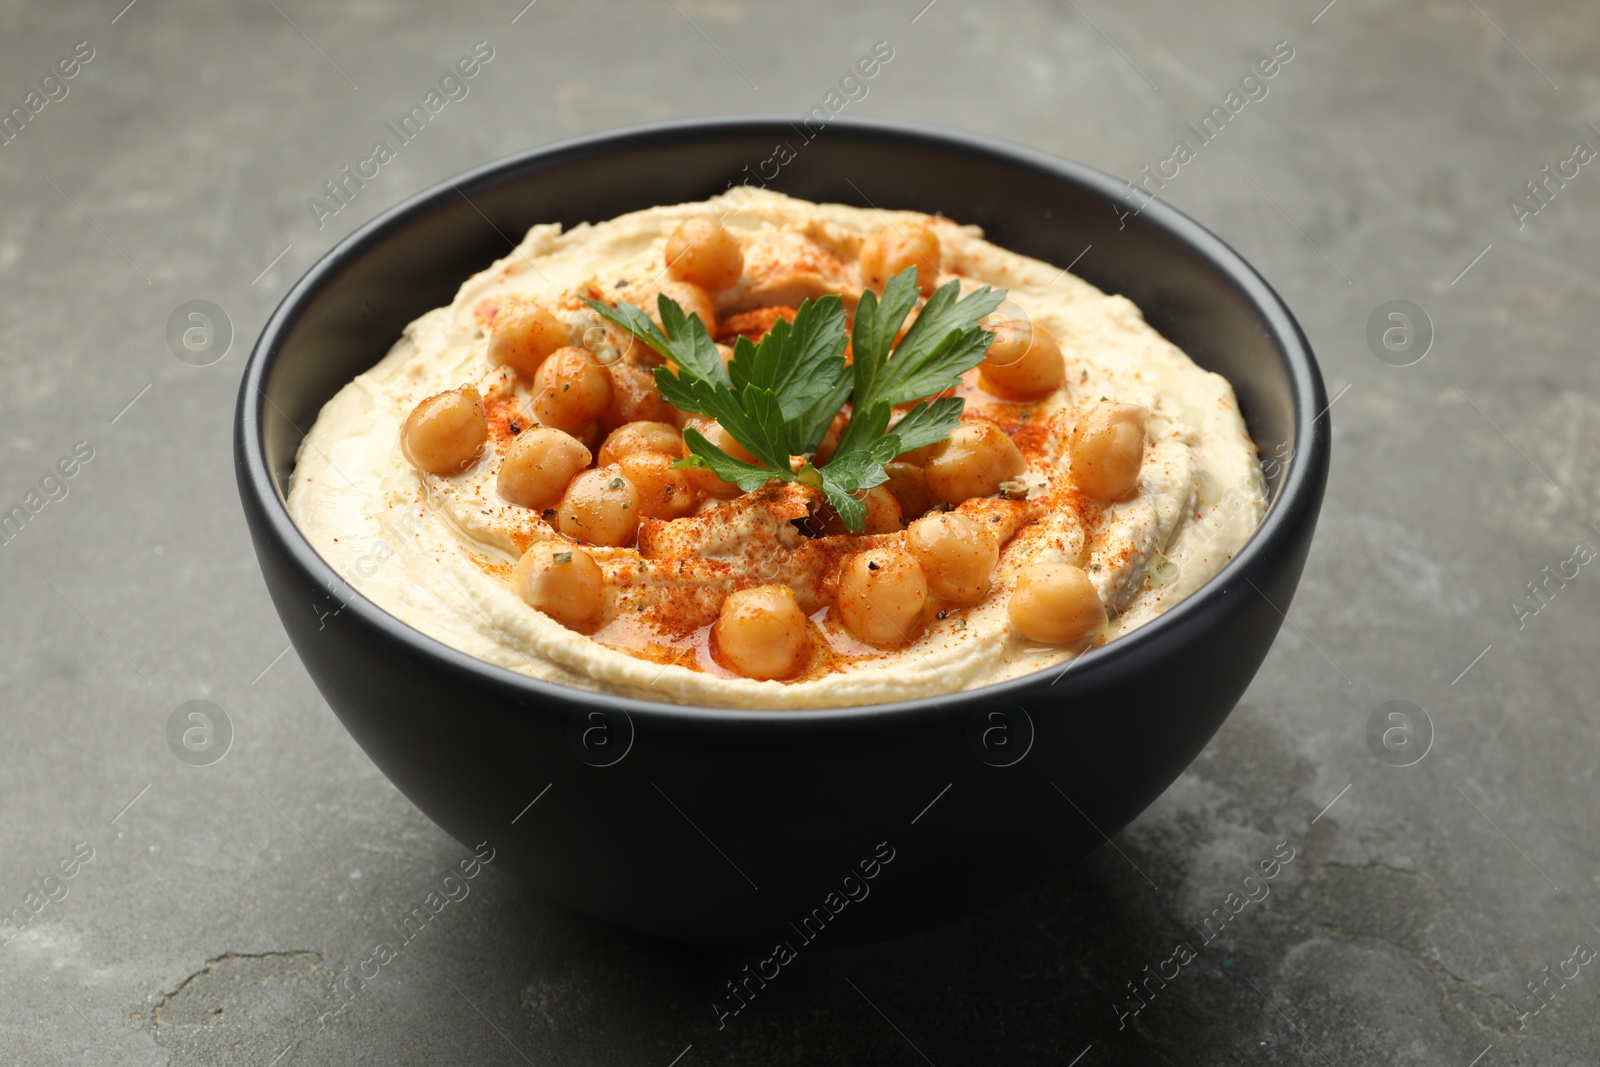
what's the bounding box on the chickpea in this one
[682,419,754,499]
[602,361,677,431]
[557,466,641,547]
[979,319,1066,398]
[513,541,605,630]
[487,299,567,378]
[814,485,903,536]
[856,485,905,534]
[1070,402,1148,501]
[401,385,488,475]
[836,547,929,647]
[859,222,941,295]
[619,450,700,520]
[923,419,1028,505]
[532,347,613,437]
[665,218,745,292]
[496,427,592,510]
[712,585,809,680]
[882,461,935,521]
[1007,563,1106,644]
[598,420,683,467]
[653,280,718,336]
[906,513,1000,603]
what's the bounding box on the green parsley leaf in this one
[691,380,792,471]
[726,296,849,449]
[653,295,726,383]
[581,295,726,416]
[587,260,1010,532]
[852,267,1004,411]
[883,397,966,455]
[850,269,921,408]
[814,437,899,532]
[676,427,774,493]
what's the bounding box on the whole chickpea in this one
[532,347,613,437]
[512,541,605,630]
[682,419,754,499]
[619,450,700,520]
[557,466,641,547]
[712,585,809,680]
[496,427,591,510]
[665,218,745,292]
[979,319,1066,398]
[602,362,678,431]
[836,547,929,646]
[859,222,941,295]
[923,419,1028,505]
[401,385,488,476]
[653,280,718,337]
[1070,402,1148,501]
[597,420,683,467]
[856,485,905,535]
[488,299,567,378]
[906,513,1000,603]
[1007,563,1106,644]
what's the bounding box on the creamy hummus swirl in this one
[288,190,1265,708]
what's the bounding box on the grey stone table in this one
[3,1,1597,1063]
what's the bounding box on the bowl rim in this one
[237,114,1327,727]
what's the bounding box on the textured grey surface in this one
[2,0,1598,1064]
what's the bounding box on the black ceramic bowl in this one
[236,117,1327,948]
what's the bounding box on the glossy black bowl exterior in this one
[236,118,1328,948]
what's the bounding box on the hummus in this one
[287,189,1266,708]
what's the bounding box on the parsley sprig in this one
[583,267,1005,532]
